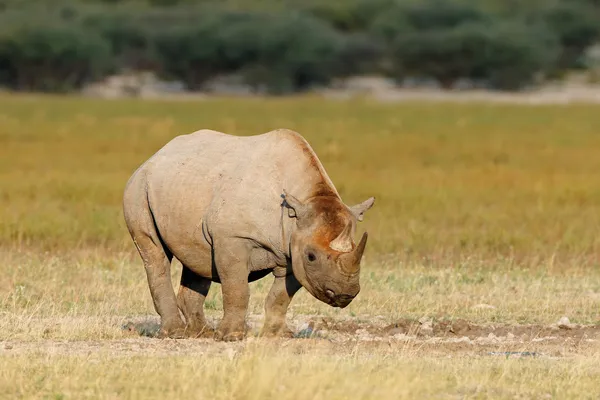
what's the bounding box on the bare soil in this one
[1,315,597,359]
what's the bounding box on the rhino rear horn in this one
[330,222,354,252]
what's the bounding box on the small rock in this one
[295,327,315,339]
[417,317,433,336]
[387,327,406,337]
[297,323,310,332]
[449,319,471,335]
[533,336,557,342]
[420,326,434,335]
[391,333,408,340]
[507,332,515,340]
[224,348,236,360]
[557,316,574,330]
[451,336,471,343]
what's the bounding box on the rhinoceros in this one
[123,128,375,341]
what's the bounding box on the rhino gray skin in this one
[123,128,375,341]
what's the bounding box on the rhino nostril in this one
[325,289,335,299]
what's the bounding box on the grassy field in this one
[0,93,599,398]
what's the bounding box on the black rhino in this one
[123,129,375,341]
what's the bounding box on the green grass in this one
[2,94,600,264]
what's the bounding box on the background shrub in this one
[391,20,559,90]
[0,0,598,93]
[0,21,111,92]
[237,12,346,94]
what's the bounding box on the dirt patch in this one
[119,315,600,343]
[375,318,600,341]
[114,314,600,359]
[1,315,596,359]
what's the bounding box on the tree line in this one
[0,0,599,94]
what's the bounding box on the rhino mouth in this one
[293,261,357,308]
[325,289,355,308]
[305,285,355,308]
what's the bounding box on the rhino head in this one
[283,190,375,308]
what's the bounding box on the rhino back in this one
[139,128,338,272]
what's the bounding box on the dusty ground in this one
[2,315,597,360]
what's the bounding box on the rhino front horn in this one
[339,232,368,273]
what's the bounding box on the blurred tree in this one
[540,1,600,70]
[0,0,598,92]
[238,11,346,94]
[391,21,559,90]
[0,22,111,92]
[153,11,266,90]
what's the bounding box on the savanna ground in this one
[0,93,599,399]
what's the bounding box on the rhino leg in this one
[213,241,250,342]
[261,272,302,338]
[133,235,185,339]
[176,266,214,338]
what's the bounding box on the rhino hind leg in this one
[176,266,214,338]
[123,174,185,339]
[261,272,302,338]
[132,234,186,338]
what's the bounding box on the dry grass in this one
[2,345,600,399]
[2,93,600,261]
[1,249,598,343]
[1,93,600,398]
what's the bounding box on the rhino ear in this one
[350,197,375,222]
[282,190,308,219]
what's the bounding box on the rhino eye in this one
[307,252,316,263]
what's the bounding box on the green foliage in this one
[478,23,560,90]
[82,7,157,71]
[153,10,348,94]
[398,0,490,31]
[538,1,600,70]
[237,12,346,94]
[153,10,264,90]
[391,20,559,90]
[0,0,598,92]
[0,21,111,92]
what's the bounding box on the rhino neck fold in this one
[279,199,295,260]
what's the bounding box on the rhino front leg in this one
[261,271,302,338]
[213,241,250,342]
[177,266,214,338]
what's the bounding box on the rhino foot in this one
[260,325,294,339]
[215,330,246,342]
[184,324,215,339]
[214,322,248,342]
[156,327,186,339]
[214,315,249,342]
